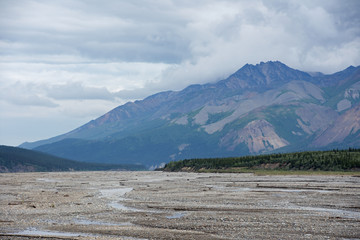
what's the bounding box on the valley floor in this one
[0,171,359,239]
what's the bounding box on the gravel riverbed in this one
[0,171,359,239]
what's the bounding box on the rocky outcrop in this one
[313,103,360,146]
[220,119,289,153]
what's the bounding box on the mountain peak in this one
[258,60,284,66]
[222,61,311,90]
[241,60,286,69]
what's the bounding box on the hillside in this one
[162,149,360,172]
[20,61,360,168]
[0,145,145,173]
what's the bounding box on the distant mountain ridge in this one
[0,145,145,172]
[21,61,360,168]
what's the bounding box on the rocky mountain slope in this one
[21,61,360,168]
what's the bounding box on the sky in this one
[1,0,360,146]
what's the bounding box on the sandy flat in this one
[0,171,359,239]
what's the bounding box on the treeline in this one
[162,148,360,172]
[0,145,145,173]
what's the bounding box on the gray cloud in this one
[115,88,159,100]
[47,82,115,100]
[0,0,191,63]
[0,80,117,108]
[0,82,59,108]
[1,0,359,74]
[155,0,360,92]
[0,0,360,145]
[3,94,59,108]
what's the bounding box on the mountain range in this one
[0,145,145,173]
[21,61,360,168]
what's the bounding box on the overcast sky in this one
[1,0,360,146]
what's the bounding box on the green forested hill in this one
[0,145,145,172]
[162,149,360,172]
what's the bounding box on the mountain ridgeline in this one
[20,61,360,168]
[0,145,145,173]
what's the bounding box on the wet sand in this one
[0,171,359,239]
